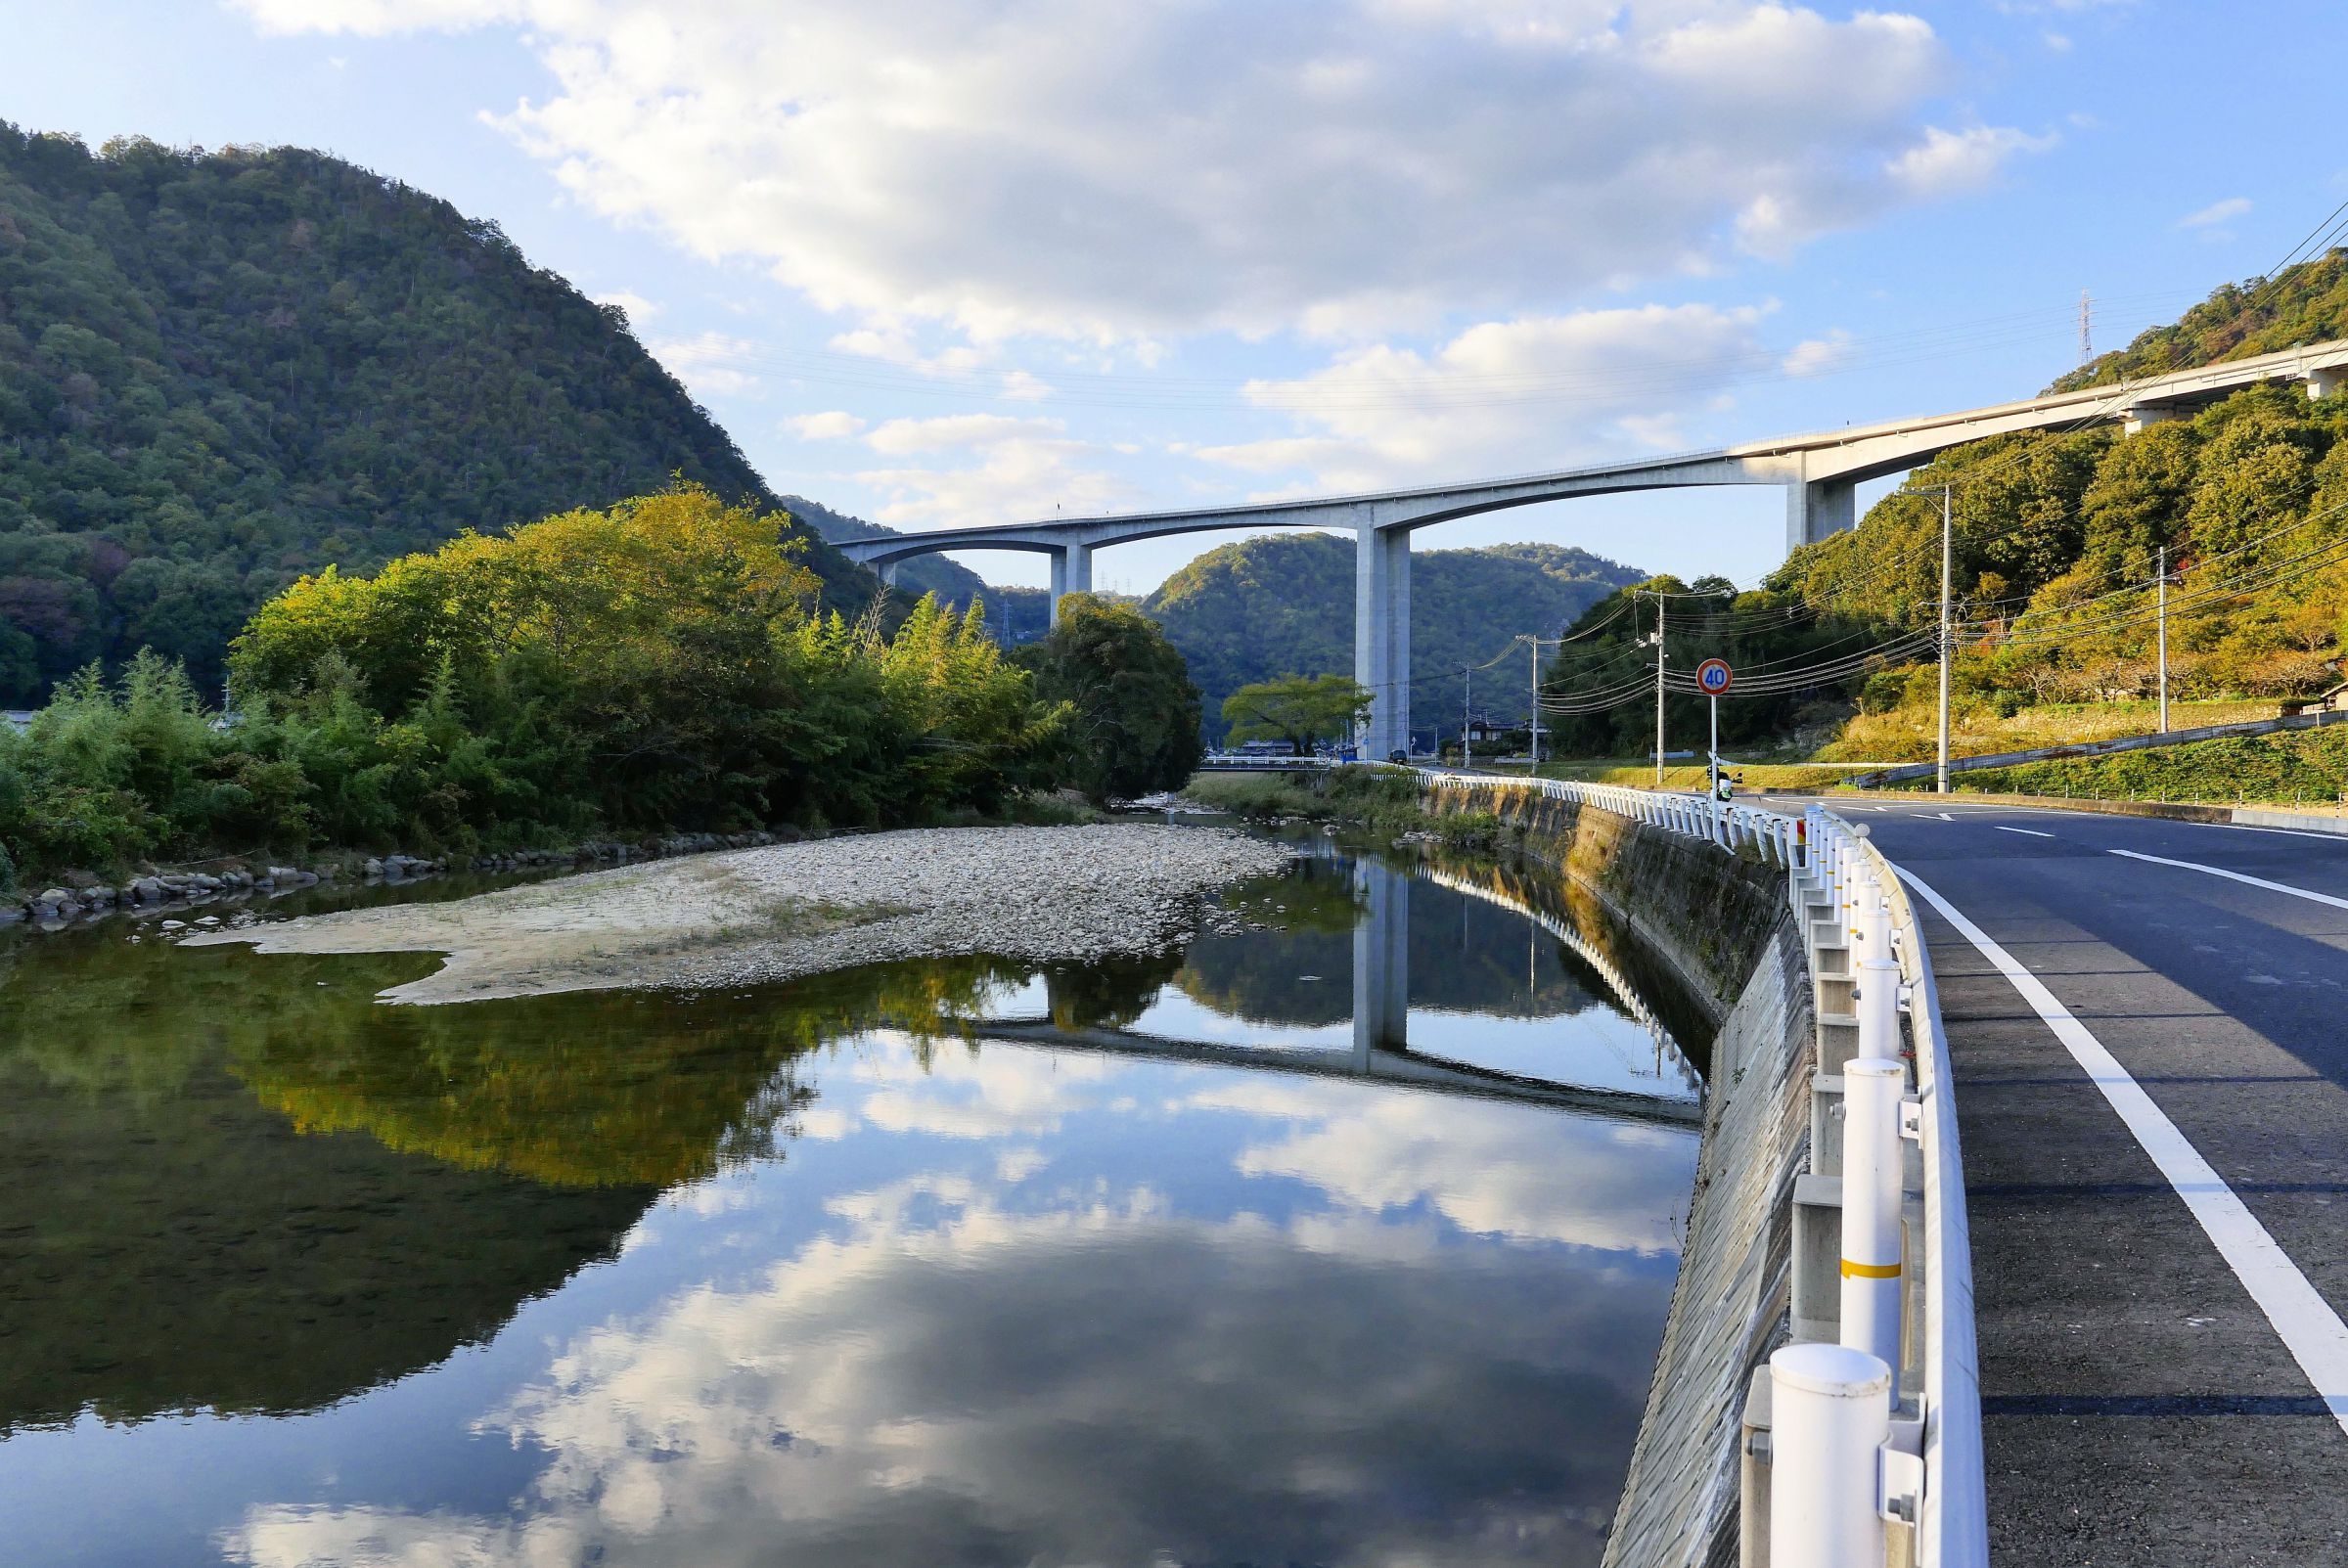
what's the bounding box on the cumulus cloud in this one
[784,410,865,441]
[863,413,1068,456]
[852,419,1129,528]
[592,288,662,323]
[645,331,765,398]
[1781,327,1855,378]
[224,1172,1669,1566]
[1185,1079,1697,1253]
[1885,124,2057,201]
[1197,302,1771,492]
[230,0,2041,343]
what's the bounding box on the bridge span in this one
[965,852,1702,1128]
[836,339,2348,757]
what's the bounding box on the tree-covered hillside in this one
[0,124,876,704]
[2053,250,2348,393]
[1147,533,1643,743]
[1768,254,2348,729]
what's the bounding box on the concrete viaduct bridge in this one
[836,339,2348,756]
[970,855,1702,1127]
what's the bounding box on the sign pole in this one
[1693,657,1734,804]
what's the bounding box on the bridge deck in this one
[1760,794,2348,1565]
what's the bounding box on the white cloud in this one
[784,410,865,441]
[223,1158,1676,1566]
[2178,196,2252,230]
[232,0,2036,344]
[1196,302,1772,492]
[592,288,662,324]
[1885,124,2057,202]
[645,331,764,398]
[1781,327,1855,378]
[863,414,1067,456]
[1184,1080,1696,1253]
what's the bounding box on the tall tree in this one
[1012,594,1203,801]
[1221,675,1373,756]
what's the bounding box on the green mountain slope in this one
[0,125,876,704]
[1147,533,1644,743]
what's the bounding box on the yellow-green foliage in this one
[0,485,1067,886]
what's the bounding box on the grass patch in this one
[1822,697,2278,765]
[1941,725,2348,809]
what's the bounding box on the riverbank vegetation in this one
[1011,594,1203,802]
[0,486,1078,891]
[1181,767,1505,847]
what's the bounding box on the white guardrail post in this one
[1770,1343,1892,1568]
[1840,1053,1905,1388]
[1401,765,1980,1568]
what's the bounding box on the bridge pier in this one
[1352,860,1410,1064]
[1354,527,1411,757]
[877,560,900,589]
[1785,478,1857,553]
[1048,542,1094,624]
[2308,366,2343,400]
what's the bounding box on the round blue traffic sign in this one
[1695,658,1733,694]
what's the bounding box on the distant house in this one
[3,710,32,734]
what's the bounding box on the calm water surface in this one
[0,829,1709,1567]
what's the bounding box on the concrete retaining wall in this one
[1424,782,1814,1567]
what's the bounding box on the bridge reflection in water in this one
[977,854,1703,1128]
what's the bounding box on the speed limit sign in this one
[1695,658,1733,695]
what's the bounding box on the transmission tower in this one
[2078,289,2094,366]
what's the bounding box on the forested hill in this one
[2053,250,2348,392]
[0,124,875,704]
[1743,251,2348,742]
[1147,533,1643,742]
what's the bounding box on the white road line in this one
[1899,868,2348,1437]
[2108,848,2348,912]
[1994,826,2054,838]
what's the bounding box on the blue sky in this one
[5,1,2340,595]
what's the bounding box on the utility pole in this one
[1652,596,1668,787]
[1463,662,1473,772]
[1937,484,1954,795]
[2155,545,2171,735]
[1527,637,1542,775]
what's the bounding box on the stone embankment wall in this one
[1422,782,1814,1567]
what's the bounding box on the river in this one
[0,824,1710,1567]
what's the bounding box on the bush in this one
[0,487,1076,887]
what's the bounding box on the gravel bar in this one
[182,824,1296,1006]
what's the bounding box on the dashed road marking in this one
[1898,867,2348,1437]
[1995,826,2055,838]
[2108,849,2348,913]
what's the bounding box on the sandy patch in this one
[184,824,1294,1006]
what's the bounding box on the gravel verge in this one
[182,824,1295,1006]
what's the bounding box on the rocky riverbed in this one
[184,824,1295,1005]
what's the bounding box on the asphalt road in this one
[1752,795,2348,1565]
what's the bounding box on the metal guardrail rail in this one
[1405,769,1985,1568]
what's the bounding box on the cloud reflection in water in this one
[226,1035,1693,1568]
